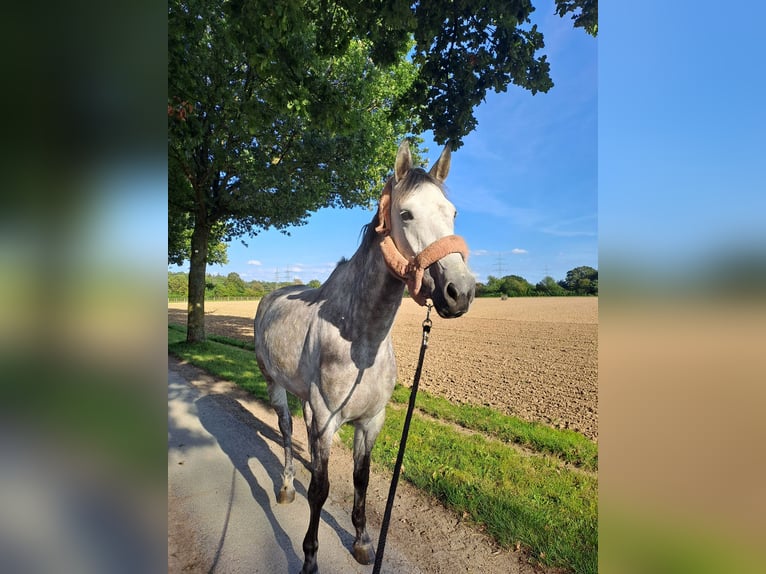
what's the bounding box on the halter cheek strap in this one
[375,180,470,306]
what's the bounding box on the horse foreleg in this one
[301,422,332,574]
[351,410,385,565]
[268,383,295,503]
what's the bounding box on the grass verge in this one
[168,326,597,573]
[391,385,597,471]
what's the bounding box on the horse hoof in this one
[352,542,375,565]
[277,486,295,504]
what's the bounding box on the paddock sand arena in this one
[168,297,598,441]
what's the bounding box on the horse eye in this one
[400,210,414,221]
[454,210,458,219]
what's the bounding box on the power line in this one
[493,253,505,277]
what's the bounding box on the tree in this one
[555,0,598,37]
[561,266,598,295]
[535,275,567,296]
[169,0,423,341]
[169,0,596,341]
[168,272,188,298]
[330,0,597,145]
[501,275,534,297]
[168,213,229,267]
[484,275,503,296]
[481,274,534,297]
[223,272,247,296]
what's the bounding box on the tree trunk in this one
[187,220,210,343]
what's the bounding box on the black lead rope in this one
[372,303,433,574]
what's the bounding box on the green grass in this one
[168,324,186,344]
[391,385,597,471]
[339,410,597,574]
[169,325,597,573]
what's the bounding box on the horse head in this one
[377,140,476,318]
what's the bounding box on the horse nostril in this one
[446,282,459,302]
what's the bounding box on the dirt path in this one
[168,357,557,574]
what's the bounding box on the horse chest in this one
[303,329,396,414]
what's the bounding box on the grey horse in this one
[254,140,475,573]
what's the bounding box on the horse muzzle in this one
[425,256,475,318]
[378,232,475,316]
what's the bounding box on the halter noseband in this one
[374,179,469,306]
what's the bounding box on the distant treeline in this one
[478,266,598,297]
[168,266,597,300]
[168,271,321,300]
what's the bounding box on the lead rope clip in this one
[422,303,433,346]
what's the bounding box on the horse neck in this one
[321,226,404,340]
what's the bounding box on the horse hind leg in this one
[351,409,386,565]
[268,382,296,504]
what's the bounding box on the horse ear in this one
[428,143,452,182]
[394,140,412,182]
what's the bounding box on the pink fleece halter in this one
[374,179,469,306]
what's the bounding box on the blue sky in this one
[171,0,597,285]
[599,2,766,278]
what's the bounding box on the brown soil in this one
[168,297,597,441]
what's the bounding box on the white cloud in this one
[511,248,528,255]
[247,260,262,266]
[471,249,489,256]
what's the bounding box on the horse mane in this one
[319,214,379,291]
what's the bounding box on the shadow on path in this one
[195,394,356,571]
